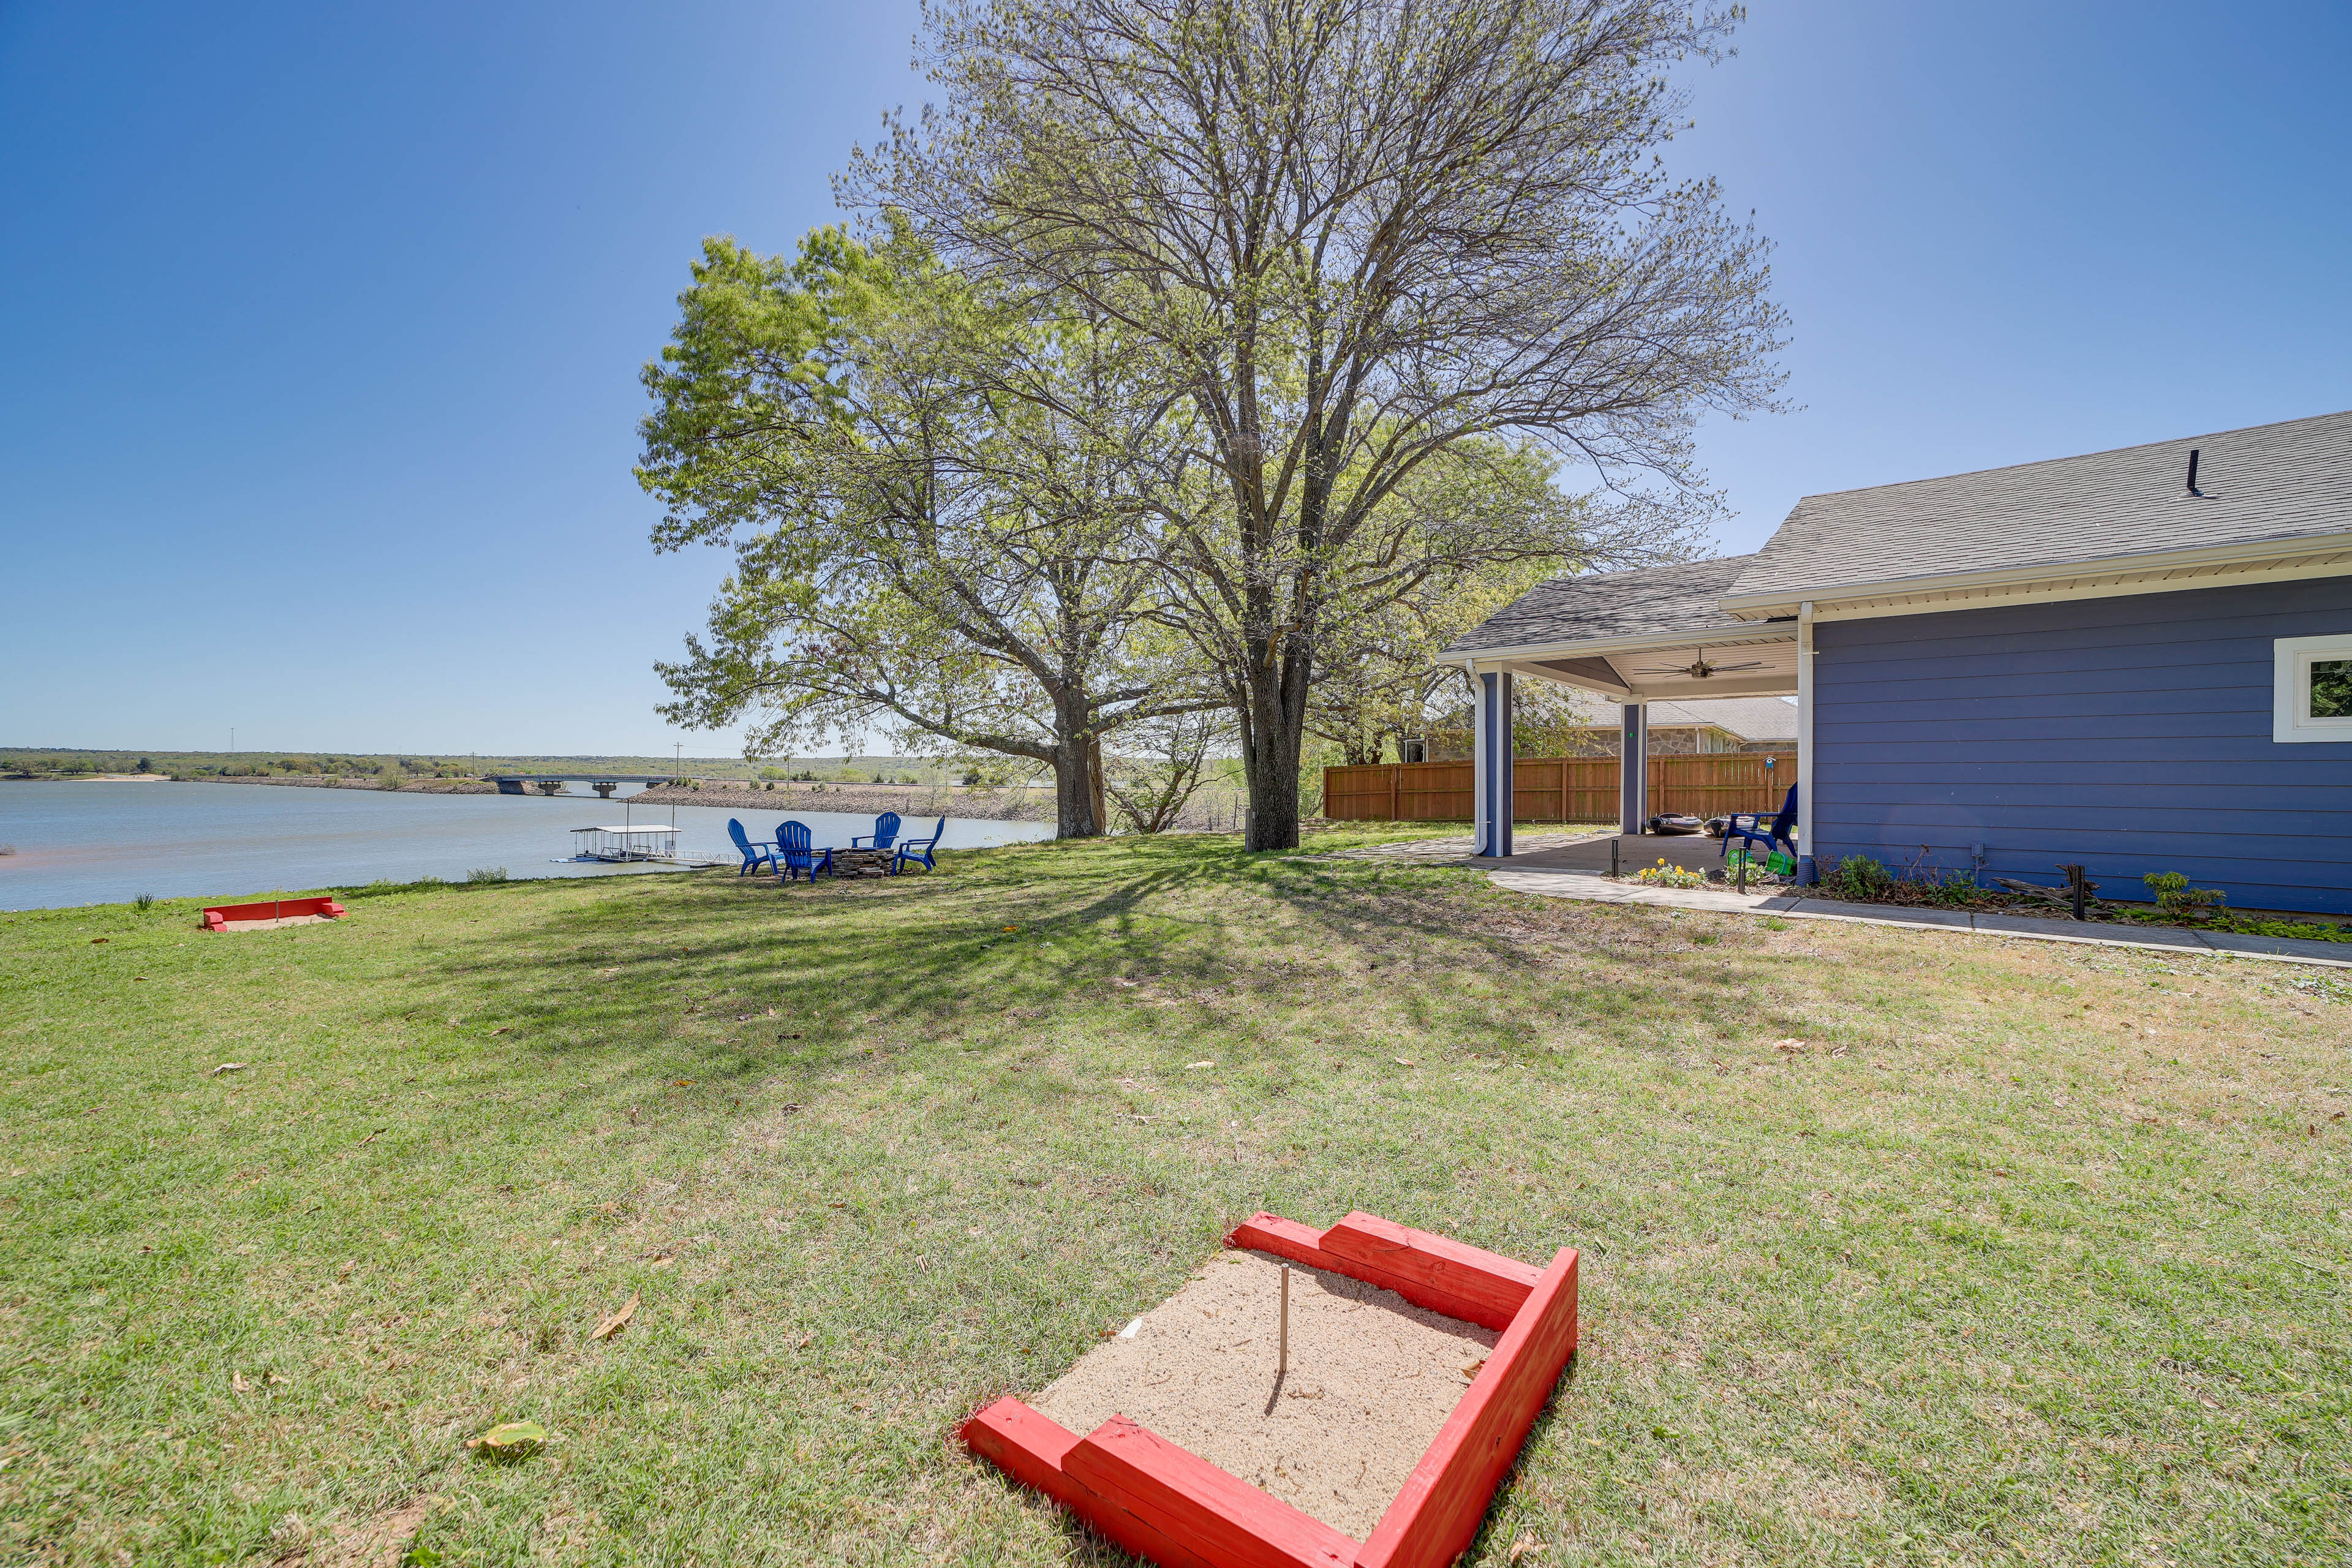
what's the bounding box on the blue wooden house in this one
[1445,410,2352,914]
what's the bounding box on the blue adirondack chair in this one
[1722,784,1798,862]
[851,812,901,851]
[727,818,778,876]
[775,820,823,884]
[892,816,946,875]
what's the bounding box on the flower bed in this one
[1810,855,2352,942]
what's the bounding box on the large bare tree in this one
[855,0,1785,848]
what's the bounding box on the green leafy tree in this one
[858,0,1785,847]
[637,222,1206,837]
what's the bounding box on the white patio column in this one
[1472,669,1515,857]
[1796,600,1817,884]
[1618,702,1648,834]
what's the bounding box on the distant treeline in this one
[0,748,949,784]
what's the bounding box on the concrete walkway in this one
[1314,829,1611,865]
[1484,862,2352,969]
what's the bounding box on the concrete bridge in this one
[488,774,678,799]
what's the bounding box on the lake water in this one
[0,780,1053,911]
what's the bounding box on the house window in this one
[2273,634,2352,742]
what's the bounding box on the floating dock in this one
[569,825,681,862]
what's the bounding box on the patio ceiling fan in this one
[1629,647,1768,680]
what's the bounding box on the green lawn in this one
[4,834,2346,1566]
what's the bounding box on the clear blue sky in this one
[3,1,2345,757]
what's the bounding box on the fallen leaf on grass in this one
[230,1371,252,1393]
[646,1253,674,1269]
[467,1420,549,1458]
[336,1260,356,1279]
[1509,1540,1547,1561]
[794,1331,813,1349]
[1186,1060,1215,1070]
[91,937,109,944]
[590,1294,639,1341]
[356,1130,382,1147]
[1394,1057,1416,1068]
[670,1079,695,1088]
[267,1371,290,1386]
[209,1062,247,1077]
[490,1027,510,1036]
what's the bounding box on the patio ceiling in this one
[1490,628,1798,702]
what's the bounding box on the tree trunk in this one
[1050,695,1102,839]
[1087,734,1107,837]
[1237,651,1309,851]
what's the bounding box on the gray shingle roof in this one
[1442,556,1761,654]
[1646,696,1799,742]
[1727,409,2352,604]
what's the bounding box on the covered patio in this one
[1445,556,1809,874]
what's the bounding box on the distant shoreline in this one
[633,782,1052,821]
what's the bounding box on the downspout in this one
[1796,601,1817,885]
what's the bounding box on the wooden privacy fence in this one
[1324,752,1798,824]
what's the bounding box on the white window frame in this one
[2272,633,2352,742]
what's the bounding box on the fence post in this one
[1389,764,1398,823]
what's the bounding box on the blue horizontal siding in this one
[1813,574,2352,914]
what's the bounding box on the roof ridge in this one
[1784,407,2352,508]
[1531,552,1758,586]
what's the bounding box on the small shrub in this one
[1825,854,1893,900]
[1909,866,1983,907]
[2143,870,2226,918]
[134,893,156,913]
[466,867,508,884]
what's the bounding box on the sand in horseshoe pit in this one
[1028,1250,1499,1539]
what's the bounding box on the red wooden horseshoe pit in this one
[963,1209,1580,1568]
[200,895,347,933]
